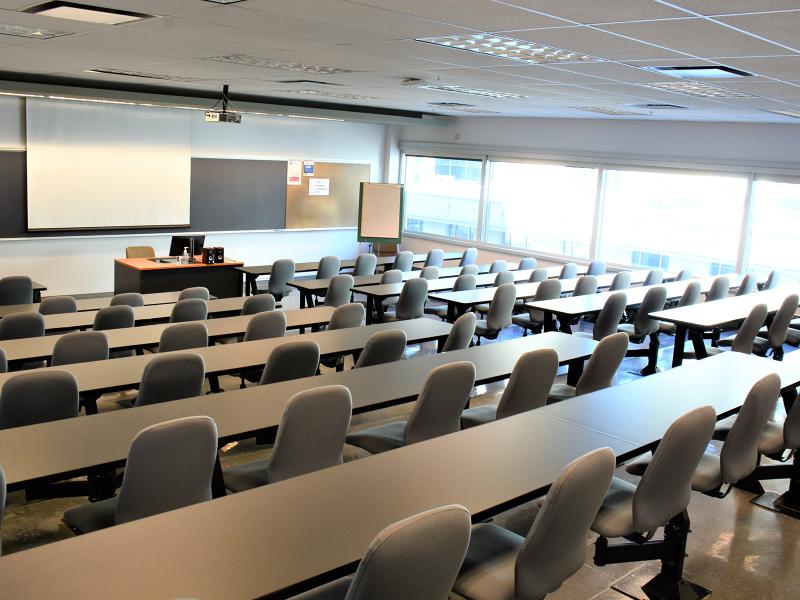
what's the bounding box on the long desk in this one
[0,291,185,319]
[0,307,335,365]
[0,352,781,600]
[114,257,245,299]
[652,285,800,367]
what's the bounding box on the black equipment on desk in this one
[169,235,206,262]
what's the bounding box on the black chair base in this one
[752,490,800,520]
[745,455,800,520]
[625,333,660,376]
[641,574,711,600]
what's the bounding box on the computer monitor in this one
[169,235,205,257]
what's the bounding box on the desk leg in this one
[375,297,386,323]
[447,302,457,323]
[543,311,557,333]
[557,313,573,334]
[247,275,258,296]
[640,333,660,376]
[672,325,687,368]
[88,466,118,502]
[299,291,308,309]
[365,296,374,325]
[437,336,446,353]
[212,452,226,499]
[690,330,708,360]
[567,359,583,386]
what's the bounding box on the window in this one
[598,169,747,276]
[403,156,481,240]
[748,179,800,283]
[484,161,598,258]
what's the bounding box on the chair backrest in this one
[243,311,287,342]
[259,340,320,385]
[633,286,667,336]
[721,374,780,485]
[643,269,664,287]
[241,294,276,315]
[0,370,79,429]
[38,296,77,315]
[0,347,6,374]
[395,278,428,320]
[392,251,414,272]
[489,260,507,274]
[675,269,692,282]
[0,312,45,340]
[0,276,33,305]
[519,257,537,270]
[267,385,352,483]
[317,256,341,280]
[405,361,476,444]
[593,293,627,340]
[677,281,702,308]
[486,283,516,331]
[452,274,477,292]
[420,266,440,280]
[766,293,799,348]
[559,263,578,280]
[528,268,549,283]
[327,304,364,330]
[441,312,477,352]
[609,271,631,291]
[355,330,407,368]
[424,249,444,268]
[573,275,598,297]
[178,287,210,301]
[575,332,628,396]
[763,270,780,290]
[460,264,479,275]
[0,465,5,555]
[527,279,562,322]
[343,505,471,600]
[706,276,731,302]
[495,348,559,419]
[93,305,135,331]
[110,292,144,307]
[494,270,514,286]
[459,247,478,266]
[125,246,155,259]
[515,448,615,600]
[732,303,768,354]
[380,269,403,284]
[325,274,354,307]
[633,406,716,532]
[115,416,218,524]
[269,259,296,296]
[586,260,606,276]
[353,253,378,276]
[135,353,205,407]
[158,322,208,353]
[169,298,208,323]
[52,331,109,366]
[736,274,758,296]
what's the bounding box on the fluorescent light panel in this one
[281,89,375,100]
[25,2,152,24]
[207,55,351,75]
[419,84,526,99]
[571,106,647,116]
[643,66,752,79]
[416,34,600,65]
[86,68,200,82]
[645,81,756,98]
[0,21,70,38]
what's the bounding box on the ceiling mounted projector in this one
[205,84,241,124]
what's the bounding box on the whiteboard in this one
[358,182,404,243]
[26,99,191,230]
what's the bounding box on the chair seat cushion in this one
[547,383,577,402]
[591,477,637,538]
[713,414,736,440]
[290,576,353,600]
[511,314,543,332]
[461,405,498,429]
[691,452,723,493]
[474,303,490,315]
[786,328,800,347]
[224,459,271,492]
[424,305,448,319]
[751,336,770,356]
[453,523,523,600]
[683,343,723,360]
[658,322,676,334]
[63,497,118,534]
[474,320,495,336]
[758,420,786,456]
[346,421,406,454]
[616,323,644,343]
[717,336,735,347]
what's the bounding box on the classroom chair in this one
[316,256,341,279]
[259,340,320,385]
[573,275,598,297]
[424,248,444,268]
[586,259,607,276]
[511,279,561,336]
[751,293,798,359]
[419,266,438,280]
[559,262,578,279]
[268,259,295,301]
[125,246,155,259]
[352,253,377,276]
[674,269,692,281]
[0,276,33,305]
[441,312,477,352]
[354,330,406,369]
[178,287,210,301]
[474,283,515,344]
[51,331,109,366]
[328,303,365,330]
[705,276,731,302]
[169,298,208,323]
[685,303,767,359]
[392,251,414,272]
[0,370,79,429]
[93,305,135,331]
[382,278,428,322]
[134,354,206,407]
[616,286,667,375]
[324,274,354,308]
[489,260,507,273]
[426,274,476,320]
[241,293,276,315]
[643,269,664,286]
[609,271,631,291]
[158,322,208,353]
[528,268,549,283]
[576,292,627,341]
[736,273,758,296]
[518,256,537,270]
[237,312,288,386]
[38,296,77,315]
[548,332,628,402]
[110,292,144,307]
[459,247,478,266]
[762,270,780,290]
[460,264,479,275]
[660,281,702,330]
[475,271,514,316]
[0,312,45,340]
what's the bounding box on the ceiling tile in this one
[667,1,800,16]
[501,0,690,24]
[715,11,800,52]
[718,55,800,79]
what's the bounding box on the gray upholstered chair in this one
[51,331,109,366]
[511,279,561,336]
[353,253,377,276]
[476,272,512,316]
[474,283,516,344]
[110,292,144,307]
[134,353,205,407]
[762,270,780,290]
[576,292,626,341]
[659,281,702,334]
[0,465,5,555]
[572,275,598,297]
[643,269,664,286]
[392,251,414,272]
[259,340,320,385]
[93,305,135,331]
[0,348,6,374]
[241,294,275,315]
[328,303,365,330]
[528,268,549,283]
[688,303,767,359]
[291,505,471,600]
[347,361,476,454]
[705,276,731,302]
[460,264,479,275]
[63,416,218,534]
[237,312,288,385]
[0,312,45,340]
[591,406,716,597]
[518,257,537,270]
[674,269,692,282]
[617,286,667,343]
[750,294,798,360]
[38,296,77,315]
[324,274,354,308]
[0,370,79,428]
[489,260,507,273]
[380,269,402,284]
[424,249,445,268]
[169,298,208,323]
[420,266,440,280]
[559,263,578,279]
[158,322,208,352]
[354,330,406,369]
[427,275,476,320]
[317,256,341,280]
[268,259,295,301]
[586,260,607,276]
[736,274,758,296]
[178,287,210,301]
[125,246,155,259]
[453,448,615,600]
[754,386,800,463]
[609,271,631,291]
[461,348,558,428]
[441,312,477,352]
[0,276,33,305]
[224,385,352,492]
[548,332,628,402]
[383,278,428,322]
[460,247,478,266]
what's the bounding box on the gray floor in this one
[2,290,798,600]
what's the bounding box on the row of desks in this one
[0,350,791,599]
[0,291,185,319]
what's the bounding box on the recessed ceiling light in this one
[206,55,352,74]
[645,81,756,98]
[85,68,200,82]
[642,66,753,79]
[765,109,800,119]
[25,2,152,24]
[281,89,375,100]
[0,21,70,38]
[416,34,600,65]
[413,83,526,99]
[571,106,647,116]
